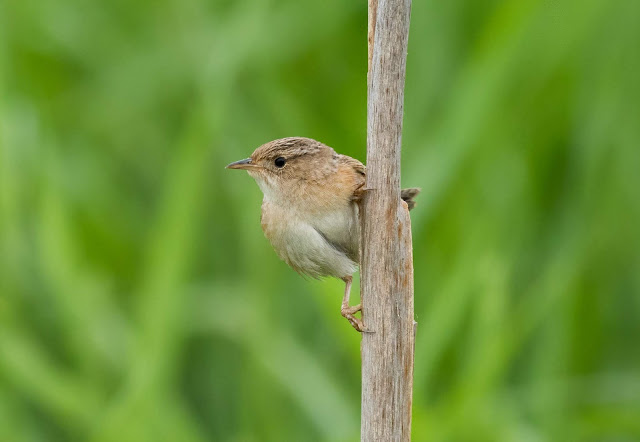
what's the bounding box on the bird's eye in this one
[274,157,286,168]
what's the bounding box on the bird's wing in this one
[337,155,366,201]
[309,154,365,263]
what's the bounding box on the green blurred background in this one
[1,0,639,440]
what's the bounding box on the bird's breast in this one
[260,198,359,278]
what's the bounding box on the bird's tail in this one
[401,188,421,211]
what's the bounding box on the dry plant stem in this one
[361,0,415,440]
[367,0,378,74]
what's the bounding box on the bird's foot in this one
[341,303,365,332]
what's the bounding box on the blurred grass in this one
[1,0,639,441]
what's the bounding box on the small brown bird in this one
[227,137,419,331]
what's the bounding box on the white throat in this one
[249,172,281,204]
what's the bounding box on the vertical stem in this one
[367,0,378,76]
[361,0,414,440]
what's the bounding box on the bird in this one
[226,137,419,332]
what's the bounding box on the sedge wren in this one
[227,137,419,332]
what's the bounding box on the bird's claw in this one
[341,304,373,333]
[342,303,361,315]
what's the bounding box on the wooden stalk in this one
[361,0,414,440]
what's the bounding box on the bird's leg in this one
[340,276,364,332]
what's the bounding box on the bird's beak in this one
[226,158,255,170]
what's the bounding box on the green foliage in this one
[1,0,639,440]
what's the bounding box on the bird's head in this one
[226,137,338,200]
